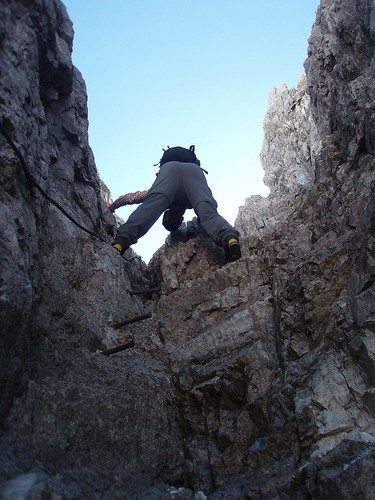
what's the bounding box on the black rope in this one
[0,118,146,263]
[0,118,108,244]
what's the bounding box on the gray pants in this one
[117,161,239,245]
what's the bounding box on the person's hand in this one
[162,207,185,231]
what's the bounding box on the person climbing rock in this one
[110,145,241,263]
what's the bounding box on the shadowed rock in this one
[0,0,374,498]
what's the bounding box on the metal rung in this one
[128,286,161,296]
[110,312,151,330]
[100,339,135,356]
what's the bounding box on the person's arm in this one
[107,190,149,212]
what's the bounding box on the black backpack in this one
[157,145,201,167]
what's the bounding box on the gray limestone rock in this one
[0,0,374,498]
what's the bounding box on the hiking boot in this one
[112,235,130,255]
[224,237,241,263]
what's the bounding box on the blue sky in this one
[62,0,319,262]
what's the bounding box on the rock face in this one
[0,0,374,498]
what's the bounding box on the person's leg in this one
[194,201,241,262]
[113,192,169,253]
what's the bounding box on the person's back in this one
[157,145,201,167]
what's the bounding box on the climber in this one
[110,145,241,263]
